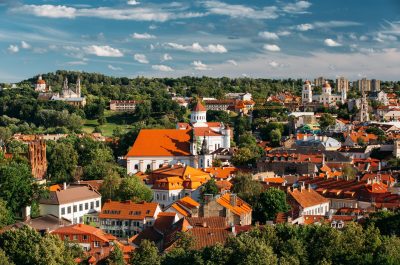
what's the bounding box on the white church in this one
[126,101,231,174]
[302,80,347,106]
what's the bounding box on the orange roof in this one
[52,224,116,243]
[193,101,207,111]
[153,177,184,190]
[361,173,395,183]
[203,167,238,179]
[289,187,329,208]
[37,80,46,84]
[126,129,191,157]
[344,131,378,143]
[216,193,252,216]
[49,184,61,192]
[193,127,222,137]
[99,201,159,220]
[263,177,285,184]
[149,165,210,184]
[167,196,200,217]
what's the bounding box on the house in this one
[200,193,252,226]
[295,134,341,151]
[126,101,231,174]
[203,166,238,180]
[164,196,200,218]
[39,184,101,224]
[287,184,330,219]
[52,223,117,264]
[51,77,86,107]
[99,200,161,238]
[0,214,71,234]
[384,110,400,121]
[109,100,142,112]
[149,165,211,208]
[343,131,378,147]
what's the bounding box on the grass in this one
[83,110,135,136]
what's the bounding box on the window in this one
[162,194,166,201]
[73,235,78,240]
[83,235,88,240]
[147,164,151,170]
[90,202,94,209]
[79,204,83,211]
[79,217,83,223]
[85,203,89,210]
[96,200,100,208]
[61,207,65,215]
[73,205,77,213]
[156,194,159,200]
[134,164,139,170]
[67,206,71,214]
[65,235,69,240]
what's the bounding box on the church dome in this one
[304,80,311,85]
[323,82,331,88]
[37,80,46,85]
[193,101,206,112]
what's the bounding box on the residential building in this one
[336,77,349,93]
[225,92,252,101]
[200,193,252,226]
[109,100,141,112]
[287,185,330,218]
[371,79,381,92]
[314,76,325,87]
[164,196,200,218]
[99,200,161,238]
[39,184,101,224]
[355,78,371,92]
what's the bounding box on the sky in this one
[0,0,400,82]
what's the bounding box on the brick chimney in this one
[230,194,237,206]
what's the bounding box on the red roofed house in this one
[126,101,231,174]
[164,196,200,218]
[99,200,161,238]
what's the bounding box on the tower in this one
[322,81,332,95]
[198,135,212,168]
[62,77,69,97]
[76,77,81,97]
[35,75,46,92]
[190,100,207,127]
[302,80,312,104]
[341,85,347,103]
[357,87,370,122]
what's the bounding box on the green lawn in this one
[83,110,135,136]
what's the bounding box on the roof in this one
[126,129,191,157]
[40,186,101,205]
[189,227,231,250]
[166,196,200,217]
[99,201,159,220]
[203,166,238,179]
[186,217,227,228]
[193,101,207,112]
[153,212,178,234]
[193,127,223,137]
[215,193,252,216]
[288,187,329,208]
[52,223,116,243]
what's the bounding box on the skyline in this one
[0,0,400,82]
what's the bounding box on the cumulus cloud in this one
[152,64,174,72]
[127,0,140,5]
[203,1,278,19]
[263,44,281,52]
[277,31,291,36]
[227,59,238,66]
[269,61,280,68]
[7,44,19,53]
[11,4,206,22]
[297,23,314,31]
[324,38,342,47]
[162,53,172,61]
[21,41,31,49]
[131,32,156,39]
[258,31,279,40]
[192,60,211,70]
[134,53,149,64]
[282,1,311,14]
[108,64,123,71]
[84,45,124,57]
[374,32,397,42]
[165,42,227,53]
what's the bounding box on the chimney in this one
[23,206,31,222]
[230,223,236,236]
[63,182,67,190]
[308,184,312,191]
[202,222,207,228]
[230,194,237,206]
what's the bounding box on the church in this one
[302,80,346,106]
[51,77,86,107]
[126,101,231,174]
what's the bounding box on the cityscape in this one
[1,1,400,265]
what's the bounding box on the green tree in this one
[100,173,122,201]
[255,188,290,223]
[319,113,336,131]
[375,236,400,265]
[119,175,152,202]
[232,147,254,166]
[269,129,282,147]
[201,178,219,201]
[130,240,161,265]
[47,141,78,183]
[106,244,125,265]
[342,165,357,180]
[0,248,15,265]
[232,173,263,207]
[0,199,14,228]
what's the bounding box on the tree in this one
[269,129,282,147]
[201,178,219,201]
[232,147,254,166]
[0,248,15,265]
[130,240,161,265]
[342,165,357,180]
[319,113,336,131]
[119,175,152,202]
[0,199,14,228]
[232,173,263,207]
[100,173,122,201]
[255,188,290,223]
[47,141,78,183]
[106,244,124,265]
[375,236,400,265]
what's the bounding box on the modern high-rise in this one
[355,78,371,92]
[314,76,325,87]
[336,77,349,93]
[371,79,381,92]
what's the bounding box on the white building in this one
[39,184,101,224]
[35,75,47,92]
[288,185,330,217]
[51,77,86,107]
[126,101,231,174]
[302,80,346,105]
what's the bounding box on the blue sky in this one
[0,0,400,82]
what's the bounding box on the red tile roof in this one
[288,187,329,208]
[203,166,238,179]
[52,223,116,243]
[216,193,252,216]
[193,101,207,111]
[99,200,159,220]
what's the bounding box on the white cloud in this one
[227,59,238,66]
[192,60,211,70]
[83,45,124,57]
[66,60,88,65]
[21,41,31,49]
[296,23,314,31]
[258,31,279,40]
[283,1,311,14]
[269,61,280,68]
[149,25,157,30]
[108,64,123,71]
[7,44,19,53]
[165,42,227,53]
[11,4,206,22]
[277,31,291,36]
[203,1,278,19]
[131,32,156,39]
[162,53,172,61]
[263,44,281,52]
[359,35,368,41]
[134,53,149,64]
[127,0,140,5]
[152,64,174,72]
[374,32,397,42]
[324,38,342,47]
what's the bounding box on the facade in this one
[39,184,101,224]
[99,200,161,238]
[200,193,252,226]
[336,77,349,93]
[287,185,330,217]
[356,90,370,122]
[126,101,231,174]
[314,76,325,87]
[51,77,86,107]
[225,92,252,101]
[355,78,371,92]
[35,75,47,92]
[371,79,381,92]
[28,138,47,181]
[302,81,346,105]
[109,100,141,112]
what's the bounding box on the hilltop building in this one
[51,77,86,107]
[302,80,346,106]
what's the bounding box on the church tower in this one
[76,77,81,97]
[190,100,207,127]
[198,136,212,168]
[302,80,312,104]
[62,77,69,97]
[322,81,332,95]
[35,75,46,92]
[357,88,370,122]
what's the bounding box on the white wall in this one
[127,156,193,174]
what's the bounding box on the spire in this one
[76,77,81,97]
[200,134,209,155]
[193,100,206,112]
[63,77,68,91]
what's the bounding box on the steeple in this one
[62,77,69,95]
[76,77,81,97]
[190,100,207,126]
[357,86,369,122]
[200,134,209,155]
